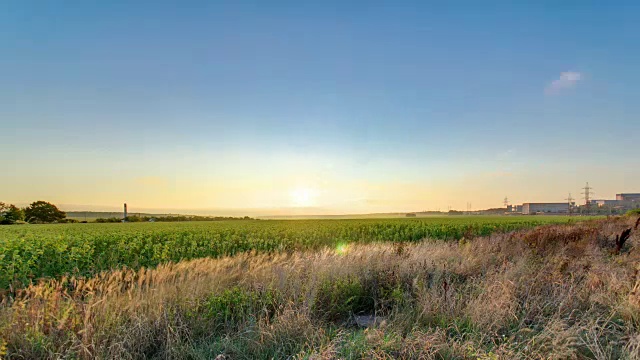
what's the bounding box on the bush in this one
[313,277,374,321]
[201,287,280,332]
[96,217,121,223]
[626,209,640,216]
[57,219,78,224]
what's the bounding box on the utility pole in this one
[565,193,574,216]
[581,183,593,215]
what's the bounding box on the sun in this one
[290,187,319,207]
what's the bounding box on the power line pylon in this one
[581,182,593,215]
[503,197,509,207]
[565,193,574,216]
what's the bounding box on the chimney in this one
[124,203,128,220]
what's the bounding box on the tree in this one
[0,202,25,224]
[24,201,66,223]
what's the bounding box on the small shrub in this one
[626,208,640,216]
[313,277,374,321]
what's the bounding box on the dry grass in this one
[2,216,640,359]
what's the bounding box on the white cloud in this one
[545,71,582,95]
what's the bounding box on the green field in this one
[0,216,593,290]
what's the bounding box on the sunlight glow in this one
[289,187,319,207]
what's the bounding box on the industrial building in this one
[585,194,640,211]
[514,190,640,215]
[522,203,569,215]
[590,199,621,207]
[616,193,640,202]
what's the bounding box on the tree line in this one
[96,215,255,223]
[0,201,66,224]
[0,201,255,225]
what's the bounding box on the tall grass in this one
[1,216,638,359]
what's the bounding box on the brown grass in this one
[1,217,640,359]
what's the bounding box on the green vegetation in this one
[0,203,24,225]
[1,200,67,225]
[23,201,66,224]
[627,208,640,216]
[0,216,593,290]
[1,216,637,359]
[96,214,254,223]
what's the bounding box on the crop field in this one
[0,216,592,290]
[2,215,638,359]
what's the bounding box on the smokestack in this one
[124,203,128,220]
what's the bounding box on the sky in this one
[2,1,639,215]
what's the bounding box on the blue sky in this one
[2,1,639,214]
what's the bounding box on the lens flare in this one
[335,242,349,255]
